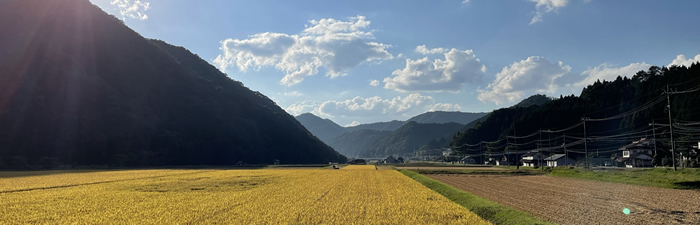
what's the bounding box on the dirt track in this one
[395,167,507,170]
[428,174,700,225]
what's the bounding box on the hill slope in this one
[294,113,346,141]
[0,0,345,167]
[345,120,406,132]
[407,111,488,124]
[326,130,393,158]
[359,122,465,157]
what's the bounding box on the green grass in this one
[549,167,700,189]
[400,170,555,225]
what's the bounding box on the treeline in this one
[451,63,700,167]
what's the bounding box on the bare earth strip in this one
[395,167,507,170]
[428,174,700,225]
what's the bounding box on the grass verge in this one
[400,170,555,225]
[549,167,700,189]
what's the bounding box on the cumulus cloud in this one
[415,45,448,55]
[478,56,571,105]
[345,121,361,127]
[285,101,321,116]
[430,103,462,111]
[383,47,486,92]
[529,0,570,25]
[283,91,303,96]
[214,16,393,86]
[572,62,650,88]
[669,54,700,67]
[369,80,380,86]
[286,93,460,122]
[110,0,150,20]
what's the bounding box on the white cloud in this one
[383,48,486,92]
[345,121,361,127]
[287,93,459,122]
[110,0,150,20]
[369,80,380,86]
[283,91,304,96]
[572,62,650,88]
[214,16,393,86]
[285,101,321,116]
[415,45,448,55]
[529,0,570,25]
[430,103,462,111]
[478,56,571,105]
[669,54,700,67]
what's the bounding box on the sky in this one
[92,0,700,126]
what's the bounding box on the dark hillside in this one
[0,0,345,168]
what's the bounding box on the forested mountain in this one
[326,130,392,158]
[514,94,551,108]
[451,64,700,167]
[294,113,346,141]
[345,120,406,132]
[407,111,488,124]
[359,122,464,157]
[0,0,346,168]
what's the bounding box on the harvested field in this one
[396,166,506,170]
[429,174,700,225]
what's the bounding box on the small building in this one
[348,159,367,165]
[484,155,502,165]
[273,159,280,165]
[442,149,454,157]
[383,156,401,164]
[615,138,654,168]
[497,154,517,166]
[544,154,574,167]
[521,152,545,167]
[460,156,477,164]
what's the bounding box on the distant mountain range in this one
[0,0,345,168]
[295,111,487,158]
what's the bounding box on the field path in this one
[428,174,700,225]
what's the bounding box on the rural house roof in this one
[616,152,653,162]
[521,152,539,157]
[544,154,567,161]
[618,138,653,151]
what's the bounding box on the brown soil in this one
[395,167,507,170]
[428,174,700,225]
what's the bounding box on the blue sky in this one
[92,0,700,126]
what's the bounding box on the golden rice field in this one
[0,165,490,224]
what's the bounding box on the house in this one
[273,159,280,165]
[383,156,401,164]
[520,152,545,167]
[348,159,367,165]
[460,156,477,164]
[615,138,654,168]
[442,149,454,157]
[544,154,574,167]
[496,154,516,166]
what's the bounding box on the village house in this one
[460,156,477,164]
[383,156,402,164]
[544,154,574,167]
[615,138,654,168]
[520,152,545,167]
[442,149,454,157]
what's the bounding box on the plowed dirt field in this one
[428,174,700,225]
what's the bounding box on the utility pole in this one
[582,117,589,169]
[650,119,657,158]
[665,85,677,171]
[480,142,484,166]
[514,120,519,170]
[563,134,568,166]
[539,130,543,169]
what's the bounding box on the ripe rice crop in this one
[0,168,490,224]
[340,165,376,170]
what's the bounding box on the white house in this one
[521,152,545,167]
[544,154,574,167]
